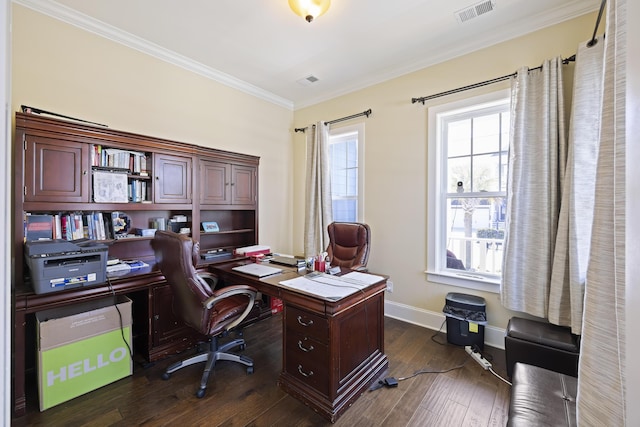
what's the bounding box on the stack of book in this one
[24,212,114,242]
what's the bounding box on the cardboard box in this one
[36,296,133,411]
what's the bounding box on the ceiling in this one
[19,0,600,109]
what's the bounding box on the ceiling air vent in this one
[297,75,320,87]
[455,0,496,24]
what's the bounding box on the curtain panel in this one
[577,0,627,423]
[500,58,567,317]
[304,122,333,258]
[548,38,605,334]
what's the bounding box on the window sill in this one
[425,270,500,294]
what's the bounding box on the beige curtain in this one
[500,58,567,316]
[548,38,605,334]
[304,122,333,258]
[578,0,626,423]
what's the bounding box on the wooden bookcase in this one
[12,111,264,377]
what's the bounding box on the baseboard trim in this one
[384,300,505,350]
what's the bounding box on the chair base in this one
[162,334,253,398]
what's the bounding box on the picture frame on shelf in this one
[112,211,131,235]
[201,221,219,232]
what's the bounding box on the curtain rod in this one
[411,56,576,105]
[294,109,372,133]
[588,0,607,48]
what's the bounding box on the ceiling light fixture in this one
[288,0,331,23]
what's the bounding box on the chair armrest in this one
[351,264,368,272]
[197,272,219,289]
[203,285,258,331]
[204,284,257,309]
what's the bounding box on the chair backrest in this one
[326,222,371,269]
[152,230,214,334]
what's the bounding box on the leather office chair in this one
[152,230,257,398]
[325,222,371,271]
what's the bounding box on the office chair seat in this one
[153,230,257,398]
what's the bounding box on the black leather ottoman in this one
[505,317,579,378]
[508,363,577,427]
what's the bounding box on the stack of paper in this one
[279,272,384,300]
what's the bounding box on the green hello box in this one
[36,296,132,411]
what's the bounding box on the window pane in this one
[448,156,471,193]
[500,151,508,191]
[347,168,357,196]
[473,153,501,192]
[445,196,505,276]
[333,199,356,222]
[332,169,347,197]
[346,140,357,168]
[447,119,471,157]
[501,111,510,151]
[330,126,361,223]
[473,113,501,154]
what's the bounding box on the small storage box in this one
[36,296,132,411]
[443,292,487,350]
[505,317,579,378]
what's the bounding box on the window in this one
[427,90,510,292]
[329,123,364,222]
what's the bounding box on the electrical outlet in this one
[386,280,393,292]
[465,345,492,370]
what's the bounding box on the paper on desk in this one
[279,272,384,300]
[340,271,385,285]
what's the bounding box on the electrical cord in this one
[430,319,447,345]
[490,367,512,386]
[468,344,511,386]
[106,277,134,362]
[369,359,469,392]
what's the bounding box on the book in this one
[25,214,53,241]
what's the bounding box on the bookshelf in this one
[13,111,261,369]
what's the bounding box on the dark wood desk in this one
[12,261,388,423]
[211,261,389,423]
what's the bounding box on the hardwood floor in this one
[15,315,511,427]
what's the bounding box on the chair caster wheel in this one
[247,366,254,375]
[161,372,171,381]
[239,344,246,351]
[196,388,206,398]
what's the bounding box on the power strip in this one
[465,345,492,370]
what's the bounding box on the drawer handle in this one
[297,339,314,352]
[297,365,314,377]
[297,316,313,327]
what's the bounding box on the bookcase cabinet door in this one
[151,284,193,348]
[154,153,192,204]
[24,136,90,203]
[199,160,256,207]
[231,164,256,206]
[200,160,230,205]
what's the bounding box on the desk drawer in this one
[286,330,329,366]
[285,332,329,396]
[286,305,329,343]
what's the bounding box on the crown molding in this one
[13,0,295,110]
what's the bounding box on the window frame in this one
[328,122,365,223]
[427,89,510,293]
